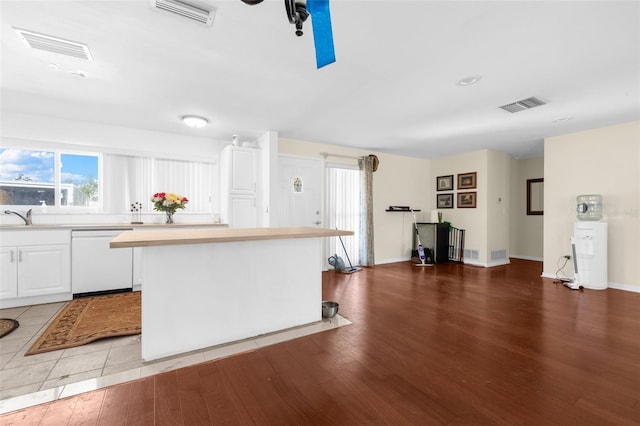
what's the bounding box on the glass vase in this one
[165,211,174,224]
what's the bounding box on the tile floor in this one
[0,301,351,415]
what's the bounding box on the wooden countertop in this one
[110,226,354,248]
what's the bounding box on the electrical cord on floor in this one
[553,256,584,290]
[554,256,572,284]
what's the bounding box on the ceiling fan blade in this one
[307,0,335,69]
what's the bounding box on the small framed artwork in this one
[436,175,454,191]
[457,192,477,208]
[457,172,477,189]
[437,193,454,209]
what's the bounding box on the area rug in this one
[25,291,141,356]
[0,319,19,338]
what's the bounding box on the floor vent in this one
[149,0,216,27]
[13,28,93,61]
[499,96,547,113]
[464,249,479,260]
[491,249,507,261]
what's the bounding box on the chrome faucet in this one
[3,209,32,225]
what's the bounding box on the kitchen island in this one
[110,226,353,361]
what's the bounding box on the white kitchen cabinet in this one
[17,245,71,297]
[222,146,257,194]
[220,145,259,228]
[0,229,71,308]
[228,194,257,229]
[0,247,18,299]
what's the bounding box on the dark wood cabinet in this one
[413,223,449,263]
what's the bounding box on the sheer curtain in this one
[358,155,375,266]
[327,165,360,266]
[103,154,213,213]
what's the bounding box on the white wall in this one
[256,131,278,227]
[544,121,639,291]
[510,157,544,260]
[278,138,430,264]
[430,150,488,265]
[486,150,511,266]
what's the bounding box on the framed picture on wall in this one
[436,175,454,191]
[457,172,477,189]
[437,193,454,209]
[457,192,477,208]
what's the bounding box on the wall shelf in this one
[385,206,420,212]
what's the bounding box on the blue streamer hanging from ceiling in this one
[239,0,336,69]
[307,0,336,68]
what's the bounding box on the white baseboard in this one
[510,255,543,262]
[487,259,510,267]
[541,273,639,293]
[462,259,510,268]
[463,259,486,267]
[375,256,411,265]
[608,282,640,293]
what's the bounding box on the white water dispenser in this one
[573,221,608,290]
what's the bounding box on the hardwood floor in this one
[2,259,639,425]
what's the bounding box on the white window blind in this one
[103,154,213,213]
[155,158,212,212]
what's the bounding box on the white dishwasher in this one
[71,229,133,297]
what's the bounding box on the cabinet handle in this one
[18,250,22,262]
[10,250,15,263]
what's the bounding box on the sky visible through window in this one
[0,148,54,183]
[0,148,99,206]
[0,149,97,183]
[61,153,98,184]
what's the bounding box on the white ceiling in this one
[1,0,639,159]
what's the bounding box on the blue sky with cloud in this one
[0,149,97,184]
[0,149,54,183]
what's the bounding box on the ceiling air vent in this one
[149,0,216,27]
[13,28,93,61]
[499,97,547,113]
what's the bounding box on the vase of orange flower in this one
[151,192,189,224]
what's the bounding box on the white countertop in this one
[0,222,227,231]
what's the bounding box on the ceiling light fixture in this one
[457,75,482,86]
[181,115,208,128]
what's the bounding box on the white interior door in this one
[276,155,322,227]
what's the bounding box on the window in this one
[0,148,100,208]
[1,147,214,213]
